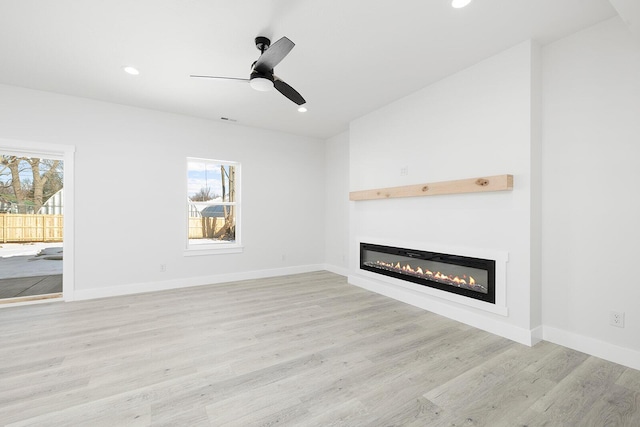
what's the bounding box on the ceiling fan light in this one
[250,76,274,91]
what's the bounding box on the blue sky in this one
[187,160,225,199]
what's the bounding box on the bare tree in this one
[27,158,61,213]
[218,165,236,240]
[42,159,64,201]
[0,156,27,212]
[190,187,214,202]
[0,156,63,213]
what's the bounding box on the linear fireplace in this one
[360,243,496,304]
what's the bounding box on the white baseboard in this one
[322,264,349,277]
[349,273,537,346]
[530,325,544,346]
[543,326,640,371]
[73,264,326,301]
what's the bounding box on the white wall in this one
[542,17,640,367]
[324,131,350,275]
[348,41,541,344]
[0,84,326,299]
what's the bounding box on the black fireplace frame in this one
[360,242,496,304]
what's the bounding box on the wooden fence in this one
[0,214,64,243]
[188,217,226,239]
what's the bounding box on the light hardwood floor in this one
[0,271,638,426]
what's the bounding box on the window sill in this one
[184,245,244,256]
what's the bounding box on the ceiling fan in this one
[191,36,306,106]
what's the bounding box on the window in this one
[186,157,241,254]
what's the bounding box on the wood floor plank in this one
[581,383,640,426]
[424,342,556,410]
[516,356,627,426]
[373,396,444,427]
[523,344,590,382]
[617,366,640,389]
[0,271,638,426]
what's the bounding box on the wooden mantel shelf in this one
[349,174,513,201]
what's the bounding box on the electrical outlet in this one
[400,166,409,176]
[160,263,167,273]
[610,311,624,328]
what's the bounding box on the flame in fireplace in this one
[369,260,479,288]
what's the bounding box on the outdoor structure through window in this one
[186,157,241,253]
[0,153,65,301]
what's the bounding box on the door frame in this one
[0,138,75,302]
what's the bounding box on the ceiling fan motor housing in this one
[255,36,271,53]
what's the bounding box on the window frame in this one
[184,157,242,256]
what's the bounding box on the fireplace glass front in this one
[360,243,495,304]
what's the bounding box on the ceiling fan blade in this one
[254,37,294,74]
[190,75,249,82]
[273,76,305,105]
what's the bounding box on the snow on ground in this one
[0,243,63,279]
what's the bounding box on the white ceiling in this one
[0,0,625,139]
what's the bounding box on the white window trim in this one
[184,157,242,256]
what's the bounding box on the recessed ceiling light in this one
[123,66,140,75]
[298,106,307,113]
[451,0,472,8]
